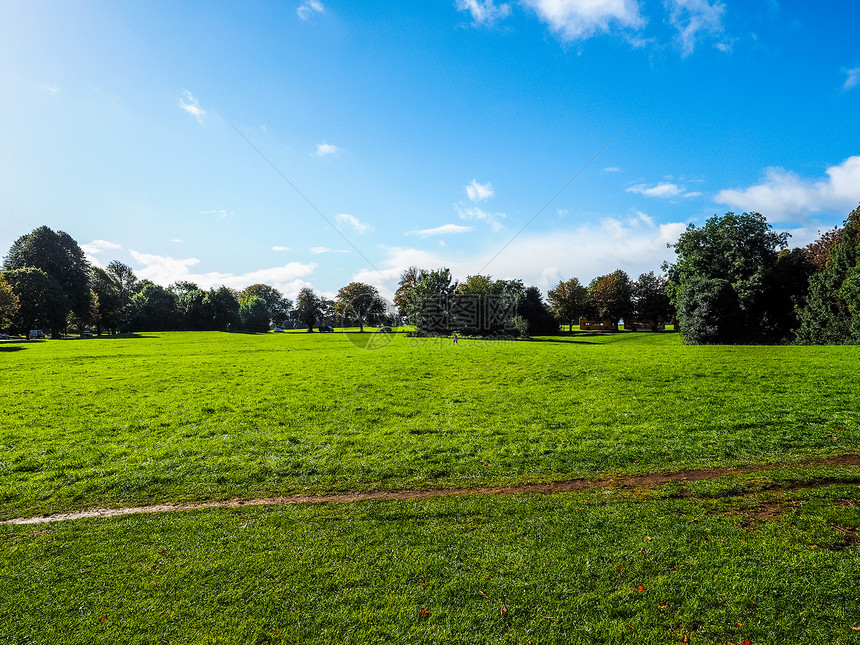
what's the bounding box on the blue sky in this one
[2,0,859,300]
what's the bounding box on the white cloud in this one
[296,0,324,21]
[456,0,512,26]
[169,239,184,244]
[407,224,473,237]
[272,246,291,251]
[664,0,726,57]
[714,156,860,222]
[178,91,205,123]
[314,142,341,157]
[81,239,122,255]
[457,205,506,231]
[336,213,372,234]
[626,182,684,198]
[465,179,495,202]
[354,215,687,300]
[521,0,645,42]
[129,249,316,300]
[843,67,860,91]
[603,166,623,172]
[311,246,349,254]
[200,209,233,220]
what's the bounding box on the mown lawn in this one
[1,331,859,519]
[2,476,860,644]
[2,331,860,643]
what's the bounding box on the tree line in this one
[2,205,859,343]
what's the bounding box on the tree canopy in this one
[664,212,800,343]
[3,226,91,326]
[334,282,386,332]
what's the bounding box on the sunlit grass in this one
[1,331,859,519]
[2,482,859,644]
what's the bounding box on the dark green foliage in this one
[239,295,271,332]
[206,286,241,331]
[3,226,91,324]
[588,270,633,324]
[632,271,673,328]
[1,267,69,335]
[334,282,386,332]
[239,284,292,327]
[676,277,742,344]
[665,212,798,343]
[517,285,557,335]
[129,283,179,331]
[795,206,860,344]
[295,287,323,331]
[409,268,457,333]
[0,274,20,328]
[548,277,589,331]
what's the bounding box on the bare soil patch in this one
[4,454,859,526]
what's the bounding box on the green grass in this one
[2,483,860,644]
[2,331,859,519]
[3,331,860,643]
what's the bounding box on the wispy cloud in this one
[355,216,687,300]
[313,142,341,158]
[311,246,349,254]
[715,155,860,222]
[457,205,506,231]
[455,0,512,27]
[130,250,317,300]
[665,0,727,57]
[336,213,372,234]
[81,239,122,255]
[272,246,291,251]
[843,66,860,91]
[407,224,473,237]
[169,239,184,244]
[603,166,623,173]
[297,0,324,21]
[179,90,206,123]
[521,0,645,42]
[200,209,233,220]
[626,182,683,198]
[465,179,495,202]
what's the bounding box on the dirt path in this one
[4,455,860,526]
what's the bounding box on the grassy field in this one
[1,330,858,519]
[2,331,860,643]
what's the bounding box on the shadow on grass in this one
[0,345,26,352]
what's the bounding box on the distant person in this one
[452,332,458,344]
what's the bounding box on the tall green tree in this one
[3,227,91,326]
[795,205,860,344]
[548,277,589,331]
[517,286,558,335]
[0,275,20,330]
[295,287,323,331]
[664,212,792,343]
[632,272,673,329]
[588,270,633,324]
[334,282,386,332]
[239,295,271,332]
[410,268,457,333]
[129,284,178,331]
[239,284,292,327]
[206,286,241,332]
[1,267,68,335]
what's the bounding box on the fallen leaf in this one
[635,585,645,592]
[418,609,430,619]
[500,605,508,616]
[645,536,652,541]
[658,603,667,609]
[479,590,490,600]
[852,627,860,631]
